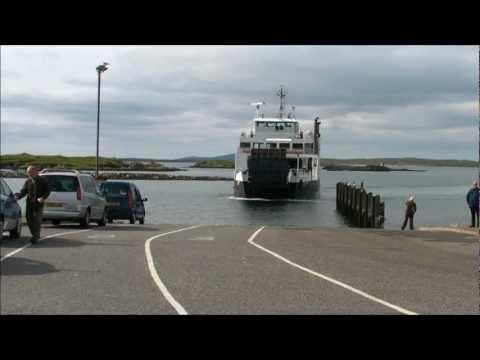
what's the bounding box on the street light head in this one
[96,62,110,73]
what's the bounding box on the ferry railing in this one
[288,168,313,183]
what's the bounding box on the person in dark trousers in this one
[466,181,479,228]
[15,165,50,243]
[401,195,417,230]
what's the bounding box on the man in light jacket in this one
[15,165,50,243]
[401,195,417,230]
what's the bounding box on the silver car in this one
[40,169,107,227]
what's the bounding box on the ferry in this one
[234,86,321,199]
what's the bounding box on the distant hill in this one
[3,153,476,168]
[210,154,235,161]
[170,155,475,166]
[159,154,234,162]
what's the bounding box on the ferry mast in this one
[277,86,288,119]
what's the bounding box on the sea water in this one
[4,165,477,229]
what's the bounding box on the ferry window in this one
[294,123,299,133]
[253,143,268,149]
[240,142,250,149]
[256,122,265,128]
[308,158,312,170]
[288,159,297,169]
[279,143,290,149]
[292,143,303,150]
[267,143,277,149]
[305,143,313,152]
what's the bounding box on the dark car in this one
[0,178,22,239]
[99,181,147,224]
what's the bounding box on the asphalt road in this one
[1,222,478,314]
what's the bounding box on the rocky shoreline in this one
[96,173,232,181]
[1,172,232,181]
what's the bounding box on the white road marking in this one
[247,226,418,315]
[145,225,202,315]
[188,236,215,241]
[0,229,91,262]
[87,234,116,239]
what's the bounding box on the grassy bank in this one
[192,160,235,168]
[1,153,167,171]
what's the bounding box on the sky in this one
[1,45,478,160]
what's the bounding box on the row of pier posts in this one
[336,182,385,228]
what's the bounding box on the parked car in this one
[40,169,107,227]
[0,178,22,239]
[99,181,147,224]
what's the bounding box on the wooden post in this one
[367,192,373,227]
[359,190,365,227]
[358,189,363,226]
[373,195,380,228]
[354,188,360,226]
[347,185,351,219]
[336,183,340,210]
[340,183,343,211]
[379,201,385,228]
[350,186,354,224]
[350,186,354,222]
[363,191,368,227]
[343,184,349,215]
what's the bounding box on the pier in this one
[336,182,385,228]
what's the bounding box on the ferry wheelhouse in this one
[234,87,321,199]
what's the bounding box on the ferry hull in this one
[233,180,319,199]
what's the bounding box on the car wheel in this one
[10,215,22,239]
[80,209,90,228]
[139,217,144,225]
[52,220,61,226]
[129,213,136,224]
[97,210,107,227]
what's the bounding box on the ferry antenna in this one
[277,85,288,119]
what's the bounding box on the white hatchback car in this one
[40,169,107,227]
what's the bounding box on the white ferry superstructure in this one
[233,87,321,199]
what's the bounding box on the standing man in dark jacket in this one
[15,166,50,243]
[466,181,479,228]
[401,195,417,230]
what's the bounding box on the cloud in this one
[1,45,477,159]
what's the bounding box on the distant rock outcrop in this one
[322,164,424,172]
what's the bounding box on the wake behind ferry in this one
[234,87,321,199]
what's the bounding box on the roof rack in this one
[40,169,80,174]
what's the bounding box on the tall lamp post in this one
[96,62,109,178]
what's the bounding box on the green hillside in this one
[2,153,124,170]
